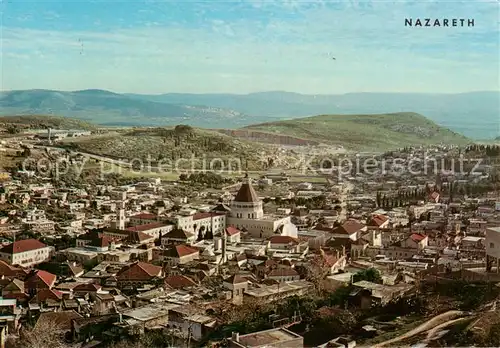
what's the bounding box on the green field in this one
[244,112,470,151]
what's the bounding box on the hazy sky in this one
[1,0,499,94]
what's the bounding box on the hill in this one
[0,89,254,128]
[127,91,499,140]
[0,115,97,131]
[243,112,470,150]
[62,125,273,172]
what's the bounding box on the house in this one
[129,213,158,226]
[0,260,27,279]
[331,220,366,240]
[126,222,173,241]
[116,261,163,290]
[0,239,54,267]
[29,288,64,307]
[401,233,429,250]
[367,215,389,229]
[225,227,242,244]
[1,279,26,301]
[228,328,303,348]
[267,235,301,253]
[266,267,300,283]
[223,274,249,304]
[164,275,198,290]
[156,245,199,266]
[24,270,57,296]
[486,227,500,272]
[161,228,195,246]
[167,306,217,342]
[349,281,414,309]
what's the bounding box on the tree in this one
[352,268,382,284]
[6,125,20,134]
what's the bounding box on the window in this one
[490,242,495,248]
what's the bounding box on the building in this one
[228,328,303,348]
[0,239,54,267]
[226,175,298,238]
[175,212,226,236]
[155,245,199,266]
[486,227,500,272]
[116,261,163,289]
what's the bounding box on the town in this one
[0,126,499,348]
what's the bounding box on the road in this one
[374,310,466,348]
[338,181,353,221]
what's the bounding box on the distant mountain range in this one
[0,89,257,128]
[1,89,498,139]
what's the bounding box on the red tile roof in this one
[268,235,299,245]
[164,275,197,289]
[131,213,157,220]
[136,261,162,276]
[192,212,225,221]
[410,233,427,242]
[0,239,47,254]
[368,214,389,227]
[224,274,248,284]
[25,270,57,289]
[174,245,199,257]
[36,270,57,287]
[116,261,162,281]
[332,219,365,235]
[126,222,169,232]
[225,227,241,236]
[0,260,24,277]
[30,288,63,303]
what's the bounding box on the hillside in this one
[0,89,254,128]
[62,126,273,171]
[244,112,470,150]
[3,89,498,139]
[127,91,500,140]
[0,115,97,131]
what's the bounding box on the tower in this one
[115,208,125,230]
[221,228,227,264]
[230,174,263,219]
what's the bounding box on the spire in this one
[234,175,259,203]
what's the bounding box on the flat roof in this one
[122,303,178,322]
[236,327,301,347]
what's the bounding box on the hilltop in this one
[0,115,97,131]
[62,125,273,172]
[243,112,470,151]
[128,90,499,139]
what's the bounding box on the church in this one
[223,175,298,239]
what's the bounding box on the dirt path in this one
[374,310,464,347]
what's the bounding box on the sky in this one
[1,0,499,94]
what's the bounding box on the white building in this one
[0,239,54,267]
[486,227,500,272]
[226,176,298,239]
